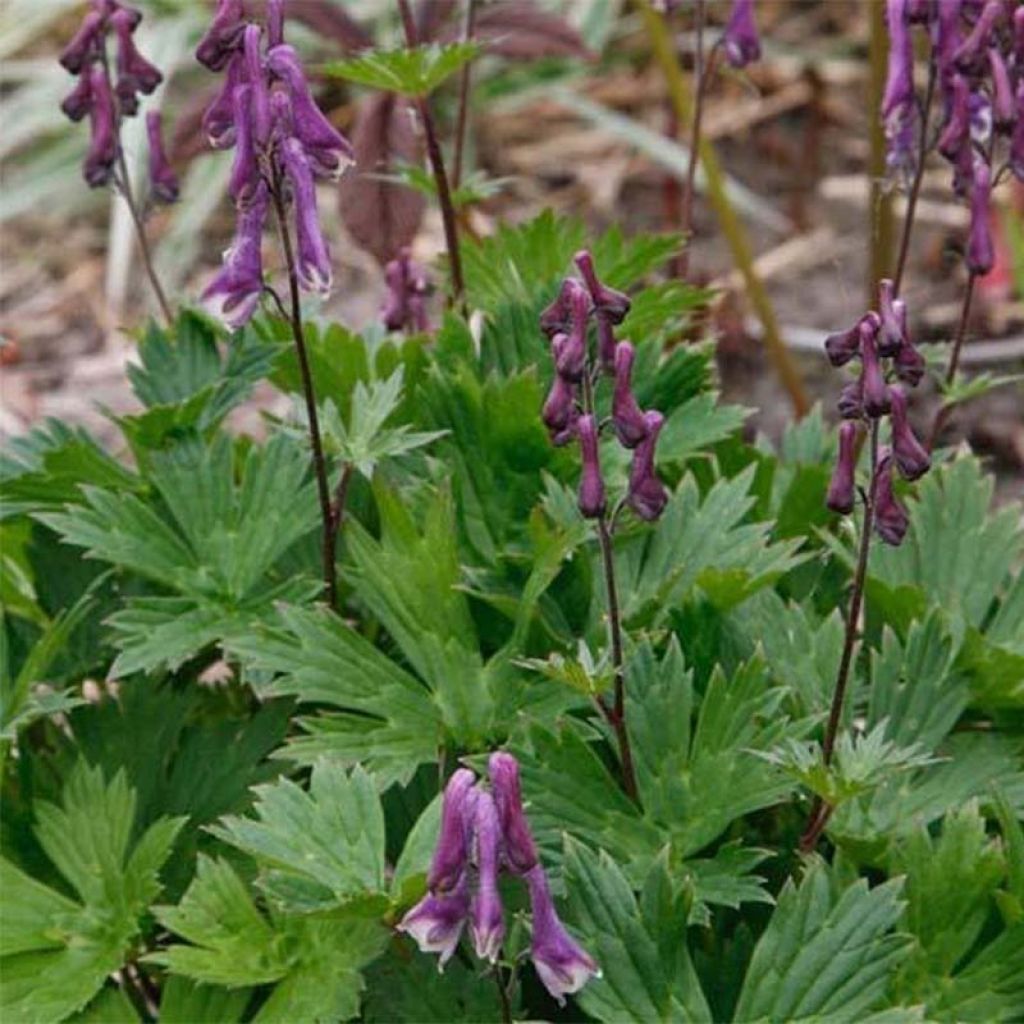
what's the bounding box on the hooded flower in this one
[889,386,931,481]
[937,73,971,160]
[872,452,910,546]
[882,0,914,120]
[83,65,118,187]
[826,421,860,515]
[893,336,926,387]
[427,768,477,894]
[952,0,1003,73]
[574,250,629,371]
[988,48,1014,131]
[59,9,104,74]
[469,790,504,964]
[540,278,577,339]
[488,752,538,876]
[382,249,430,332]
[397,873,471,970]
[824,313,876,368]
[61,72,94,122]
[112,6,162,115]
[966,157,994,275]
[196,0,246,71]
[628,410,668,522]
[837,378,863,420]
[542,371,578,439]
[554,285,590,382]
[281,137,333,294]
[145,111,179,203]
[201,182,269,328]
[526,865,600,1006]
[877,280,908,357]
[859,321,891,418]
[227,84,260,205]
[577,415,606,519]
[612,342,649,449]
[203,51,246,149]
[722,0,761,69]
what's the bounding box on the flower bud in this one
[540,279,575,339]
[397,873,470,969]
[826,420,860,515]
[872,452,910,546]
[722,0,761,68]
[427,768,477,894]
[553,285,589,382]
[112,7,162,115]
[281,137,333,294]
[966,157,994,276]
[628,410,668,522]
[824,311,878,367]
[145,111,179,203]
[488,752,538,876]
[59,10,104,74]
[611,342,649,449]
[859,322,891,418]
[573,250,629,324]
[1015,7,1024,63]
[877,280,908,357]
[889,386,931,481]
[938,73,970,160]
[61,72,94,122]
[882,0,913,120]
[227,85,260,206]
[837,379,863,420]
[542,372,578,435]
[526,865,600,1006]
[577,415,606,519]
[988,48,1014,132]
[243,24,272,145]
[934,0,963,74]
[202,52,245,149]
[83,66,117,187]
[893,338,926,387]
[196,0,246,71]
[953,0,1003,74]
[469,790,504,964]
[267,0,285,48]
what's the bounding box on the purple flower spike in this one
[112,8,162,114]
[872,453,910,546]
[267,0,285,48]
[966,158,994,276]
[889,386,931,481]
[988,49,1014,132]
[824,312,874,368]
[196,0,246,71]
[427,769,477,894]
[61,73,94,122]
[488,752,538,876]
[469,790,504,964]
[938,73,970,161]
[722,0,761,68]
[281,138,333,294]
[574,251,630,324]
[893,338,926,387]
[826,421,860,515]
[628,410,668,522]
[935,0,963,73]
[526,865,600,1006]
[612,342,649,449]
[543,372,578,436]
[1012,81,1024,182]
[203,52,245,149]
[267,45,354,180]
[882,0,913,120]
[244,24,272,145]
[146,111,179,203]
[202,183,269,328]
[859,323,891,418]
[228,85,260,205]
[397,873,471,970]
[953,0,1003,73]
[837,379,864,420]
[83,66,117,188]
[59,10,104,74]
[577,415,606,519]
[554,286,589,382]
[877,280,908,357]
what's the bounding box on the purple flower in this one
[860,322,891,418]
[889,385,931,481]
[145,111,179,203]
[59,10,104,74]
[227,85,260,205]
[61,72,94,122]
[112,7,162,115]
[550,407,581,448]
[872,452,910,546]
[905,0,931,23]
[488,752,538,876]
[469,790,504,964]
[988,48,1014,131]
[882,0,914,121]
[938,73,971,160]
[243,24,272,145]
[542,372,578,437]
[267,44,354,180]
[953,0,1003,73]
[577,414,606,519]
[826,421,860,515]
[966,157,994,276]
[196,0,246,71]
[721,0,761,69]
[203,52,246,149]
[525,865,600,1006]
[1012,81,1024,182]
[554,285,589,382]
[382,249,430,332]
[612,342,649,449]
[628,410,668,522]
[202,182,269,328]
[83,66,117,187]
[267,0,285,48]
[934,0,964,74]
[877,280,908,357]
[574,250,629,371]
[397,873,471,969]
[893,337,926,387]
[1015,7,1024,64]
[540,279,576,340]
[427,768,477,894]
[837,379,864,420]
[281,137,333,294]
[824,312,877,368]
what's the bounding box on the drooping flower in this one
[859,322,891,418]
[577,415,606,519]
[488,752,538,876]
[965,157,994,275]
[145,111,179,203]
[195,0,246,71]
[882,0,914,120]
[540,278,577,340]
[427,768,477,894]
[627,410,668,522]
[469,791,504,964]
[988,48,1014,131]
[952,0,1003,73]
[59,9,104,74]
[203,52,246,149]
[381,248,430,332]
[837,379,864,420]
[61,72,94,122]
[611,342,649,449]
[893,335,926,387]
[543,371,577,438]
[721,0,761,69]
[111,6,162,116]
[281,137,333,294]
[824,313,872,368]
[574,249,629,371]
[83,65,118,187]
[937,73,971,160]
[397,873,471,970]
[826,420,860,515]
[872,453,910,546]
[526,865,600,1006]
[877,279,908,357]
[554,286,590,382]
[227,84,260,205]
[888,386,931,481]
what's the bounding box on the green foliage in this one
[322,43,481,96]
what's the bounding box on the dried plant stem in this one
[639,0,810,418]
[799,421,879,854]
[927,271,978,450]
[270,185,338,610]
[452,0,477,190]
[867,0,895,296]
[398,0,465,307]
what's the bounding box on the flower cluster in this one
[398,754,599,1006]
[195,0,353,328]
[381,248,431,333]
[824,279,931,545]
[58,0,176,201]
[883,0,1023,274]
[540,251,668,523]
[653,0,761,68]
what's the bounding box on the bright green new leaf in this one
[321,42,480,96]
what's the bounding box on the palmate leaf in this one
[158,977,250,1024]
[0,763,183,1024]
[322,42,480,96]
[732,863,912,1023]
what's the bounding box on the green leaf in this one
[208,762,386,913]
[658,394,750,464]
[322,42,480,96]
[158,977,250,1024]
[733,863,912,1023]
[68,986,139,1023]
